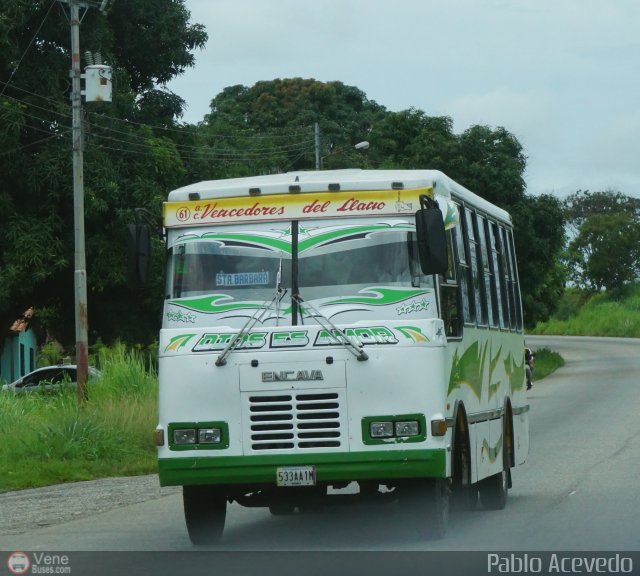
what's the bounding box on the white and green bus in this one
[149,169,529,543]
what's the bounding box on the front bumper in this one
[158,448,447,487]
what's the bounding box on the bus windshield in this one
[165,223,432,305]
[297,230,428,299]
[166,242,291,300]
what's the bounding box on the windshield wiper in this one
[215,259,287,367]
[292,294,368,362]
[274,258,284,327]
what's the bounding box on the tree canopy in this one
[2,2,566,349]
[564,190,640,291]
[0,0,206,345]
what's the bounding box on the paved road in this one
[1,336,639,556]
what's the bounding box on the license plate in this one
[276,466,316,487]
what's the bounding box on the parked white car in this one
[1,364,102,394]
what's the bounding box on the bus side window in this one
[506,229,523,330]
[440,229,462,338]
[475,213,494,328]
[500,226,520,330]
[454,205,474,324]
[465,208,486,326]
[491,223,508,329]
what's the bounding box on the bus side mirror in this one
[415,195,448,275]
[127,223,151,287]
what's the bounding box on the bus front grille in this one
[247,392,343,451]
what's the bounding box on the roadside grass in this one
[530,347,564,381]
[532,285,640,337]
[0,344,158,493]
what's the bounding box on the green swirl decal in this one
[199,232,291,253]
[448,340,489,400]
[481,434,503,464]
[488,345,503,400]
[505,351,526,394]
[298,223,414,253]
[176,232,290,253]
[396,326,430,343]
[322,287,429,308]
[164,333,197,352]
[176,223,415,256]
[169,294,270,314]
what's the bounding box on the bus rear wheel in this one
[183,485,227,545]
[479,466,509,510]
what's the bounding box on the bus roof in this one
[166,169,512,225]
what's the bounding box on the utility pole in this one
[66,0,89,402]
[58,0,112,402]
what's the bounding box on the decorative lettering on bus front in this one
[193,202,286,221]
[314,326,398,346]
[192,332,267,352]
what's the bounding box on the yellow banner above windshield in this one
[164,187,434,228]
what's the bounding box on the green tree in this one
[564,189,640,228]
[564,189,640,291]
[365,110,559,325]
[0,0,206,347]
[511,194,566,325]
[368,109,456,170]
[194,79,564,326]
[450,125,527,208]
[189,78,386,179]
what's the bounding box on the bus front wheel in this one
[479,417,512,510]
[183,485,227,545]
[401,478,450,539]
[478,466,509,510]
[269,501,296,515]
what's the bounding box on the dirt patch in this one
[0,475,180,535]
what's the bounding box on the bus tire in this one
[183,485,227,545]
[451,410,477,511]
[298,486,327,514]
[269,501,296,515]
[479,466,509,510]
[402,478,450,539]
[478,434,510,510]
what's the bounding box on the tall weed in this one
[0,344,158,492]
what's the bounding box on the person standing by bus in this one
[525,347,535,390]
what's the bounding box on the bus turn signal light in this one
[431,419,447,437]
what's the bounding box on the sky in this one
[167,0,640,198]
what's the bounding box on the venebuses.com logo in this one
[6,552,71,574]
[7,552,30,575]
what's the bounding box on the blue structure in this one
[0,308,37,385]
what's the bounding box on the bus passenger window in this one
[440,230,461,338]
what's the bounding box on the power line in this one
[0,1,58,99]
[0,80,316,142]
[2,89,318,161]
[0,133,66,157]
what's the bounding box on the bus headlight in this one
[363,414,426,444]
[395,421,420,437]
[198,428,222,444]
[173,428,197,445]
[370,421,394,438]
